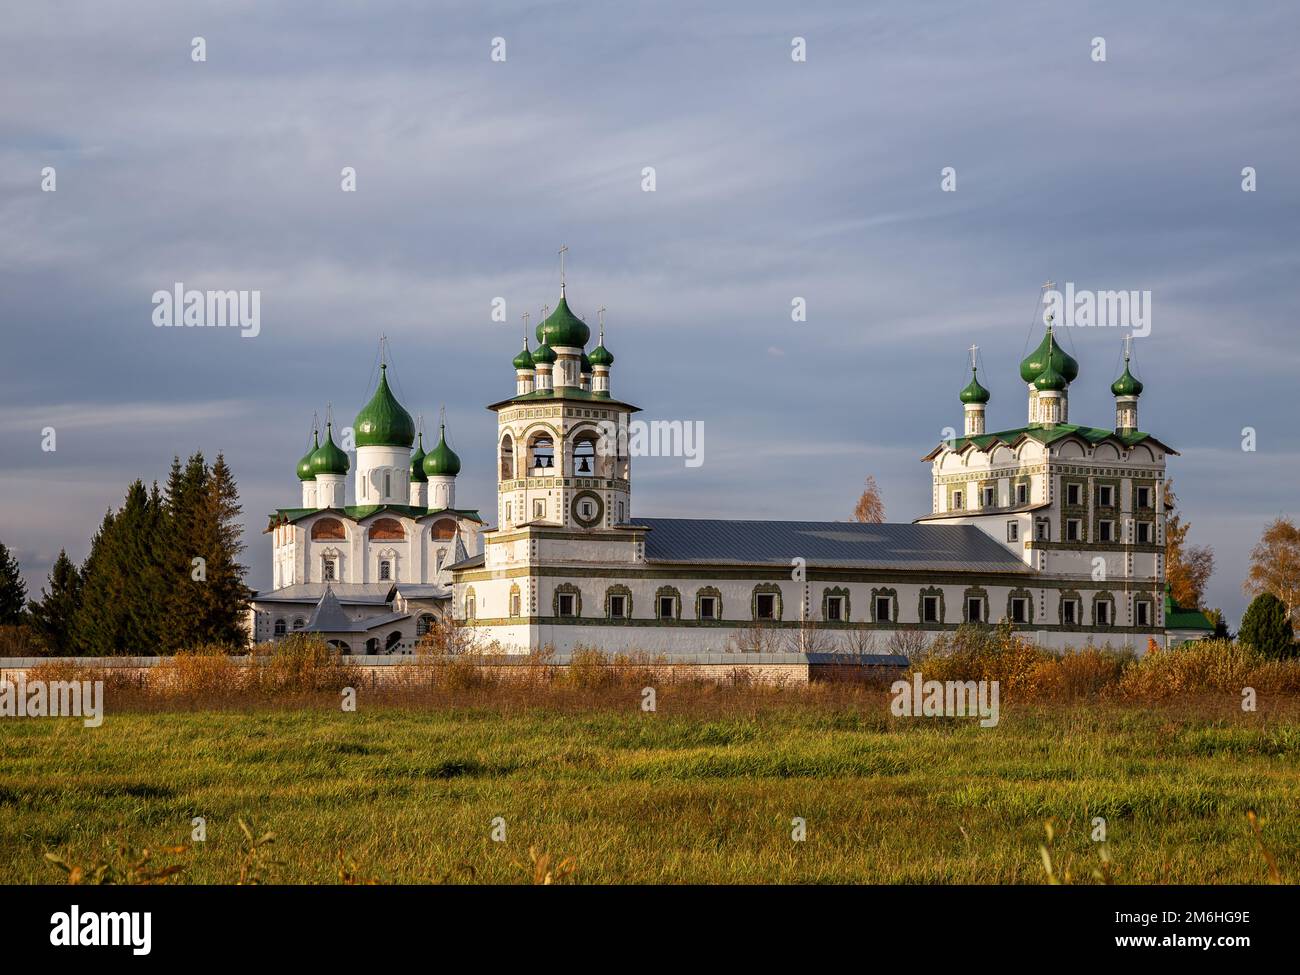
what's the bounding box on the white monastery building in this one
[251,272,1212,656]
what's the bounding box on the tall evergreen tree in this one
[74,510,124,655]
[0,541,27,625]
[27,550,83,655]
[163,452,209,651]
[191,453,250,648]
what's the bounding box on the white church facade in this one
[250,271,1211,656]
[448,280,1210,656]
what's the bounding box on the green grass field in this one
[1,699,1297,884]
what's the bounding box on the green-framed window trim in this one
[821,586,851,623]
[604,584,632,620]
[553,583,582,618]
[751,583,783,622]
[655,585,681,620]
[962,586,988,623]
[1092,590,1116,626]
[870,587,898,623]
[918,586,946,625]
[1006,587,1034,625]
[695,586,723,622]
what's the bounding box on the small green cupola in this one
[1110,357,1144,397]
[310,422,350,476]
[297,430,319,481]
[354,363,416,448]
[409,430,428,483]
[588,343,614,367]
[959,367,990,404]
[1033,362,1067,391]
[422,422,462,478]
[532,339,556,366]
[512,343,535,371]
[580,352,593,375]
[535,293,591,349]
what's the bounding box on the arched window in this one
[311,517,346,540]
[572,434,598,477]
[385,630,403,652]
[417,614,435,637]
[365,637,379,654]
[293,617,305,630]
[369,518,404,540]
[430,519,457,540]
[274,618,287,637]
[528,432,555,472]
[500,434,515,480]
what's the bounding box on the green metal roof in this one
[535,294,591,348]
[354,364,416,448]
[421,423,461,477]
[266,505,483,531]
[309,423,349,476]
[296,431,319,481]
[1020,327,1079,383]
[409,432,427,482]
[1164,590,1214,631]
[928,423,1176,458]
[959,368,990,405]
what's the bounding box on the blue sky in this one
[2,1,1297,625]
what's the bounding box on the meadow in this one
[1,683,1297,884]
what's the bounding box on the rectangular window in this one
[379,560,392,581]
[1097,485,1114,508]
[1096,601,1111,626]
[1016,483,1029,505]
[967,597,982,623]
[580,501,593,518]
[1136,486,1152,508]
[1007,521,1019,542]
[1136,522,1153,544]
[875,596,891,622]
[1010,597,1028,624]
[505,502,512,523]
[1036,520,1049,541]
[826,596,844,622]
[510,592,521,617]
[982,487,995,507]
[922,596,940,623]
[609,594,627,618]
[755,593,777,620]
[952,490,963,510]
[1066,483,1081,506]
[618,502,625,523]
[1136,601,1150,627]
[323,559,337,582]
[533,499,545,519]
[1098,520,1114,542]
[557,593,576,617]
[1066,519,1081,542]
[658,595,676,619]
[698,596,718,620]
[1062,599,1078,625]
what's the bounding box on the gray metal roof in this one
[251,583,394,605]
[302,589,409,633]
[636,518,1030,573]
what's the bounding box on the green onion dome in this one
[581,352,593,375]
[959,368,990,405]
[422,423,461,478]
[297,431,319,481]
[535,294,591,349]
[310,423,350,476]
[532,339,556,366]
[1110,362,1144,397]
[1033,362,1067,392]
[512,345,535,370]
[409,432,427,482]
[1019,328,1079,384]
[588,343,614,367]
[354,364,416,448]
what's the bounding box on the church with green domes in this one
[251,271,1212,657]
[248,356,485,653]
